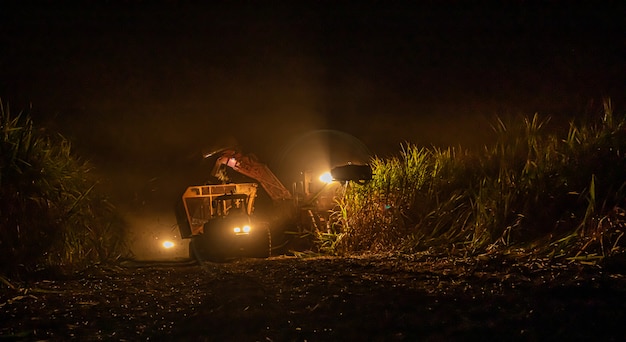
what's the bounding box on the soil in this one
[1,253,626,341]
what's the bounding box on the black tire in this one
[191,236,229,262]
[198,233,230,262]
[249,227,271,258]
[189,237,207,262]
[188,240,195,260]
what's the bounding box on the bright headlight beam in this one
[319,172,333,184]
[162,241,175,249]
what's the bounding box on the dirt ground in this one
[2,253,626,341]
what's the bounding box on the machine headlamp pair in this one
[233,225,252,234]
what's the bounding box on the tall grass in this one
[329,100,626,261]
[1,102,126,276]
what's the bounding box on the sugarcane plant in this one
[326,99,626,262]
[0,101,126,276]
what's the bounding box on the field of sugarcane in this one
[3,98,626,279]
[0,102,126,277]
[321,99,626,263]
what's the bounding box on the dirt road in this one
[2,254,626,341]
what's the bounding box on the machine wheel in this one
[250,226,271,258]
[188,240,195,260]
[189,237,208,262]
[190,235,223,262]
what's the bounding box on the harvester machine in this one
[175,148,371,260]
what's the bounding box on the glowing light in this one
[319,172,333,184]
[162,241,175,249]
[234,225,251,234]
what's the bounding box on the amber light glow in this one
[319,172,333,184]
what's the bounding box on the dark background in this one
[1,2,625,253]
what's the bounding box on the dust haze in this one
[1,2,624,258]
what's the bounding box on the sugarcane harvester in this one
[175,149,372,260]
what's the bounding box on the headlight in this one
[233,225,252,234]
[319,171,333,184]
[162,241,175,249]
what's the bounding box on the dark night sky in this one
[2,1,626,207]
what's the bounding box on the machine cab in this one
[214,193,250,218]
